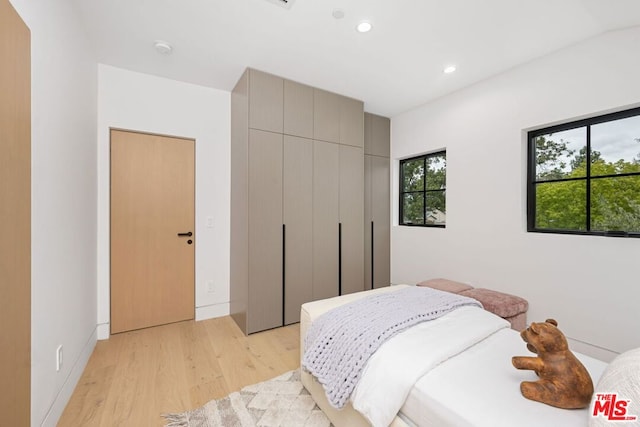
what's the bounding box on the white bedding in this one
[300,286,609,427]
[399,327,607,427]
[352,306,509,427]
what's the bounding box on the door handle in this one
[338,222,342,296]
[177,231,193,237]
[371,221,374,290]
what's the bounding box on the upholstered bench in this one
[417,278,528,331]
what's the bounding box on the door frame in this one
[108,127,196,334]
[0,0,31,423]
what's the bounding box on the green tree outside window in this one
[400,151,446,226]
[530,109,640,235]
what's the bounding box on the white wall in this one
[8,0,98,426]
[97,65,231,338]
[392,27,640,361]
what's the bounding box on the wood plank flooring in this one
[58,316,300,427]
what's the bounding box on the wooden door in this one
[0,0,31,424]
[339,145,364,295]
[312,140,340,300]
[283,136,313,324]
[248,129,283,333]
[110,130,195,334]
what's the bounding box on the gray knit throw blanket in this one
[302,286,482,409]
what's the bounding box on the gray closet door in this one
[340,97,364,148]
[371,155,390,288]
[339,145,364,295]
[364,113,390,157]
[312,140,340,300]
[313,89,340,143]
[283,136,313,324]
[249,70,284,133]
[364,155,373,289]
[284,80,313,139]
[248,129,283,333]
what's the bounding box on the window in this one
[528,107,640,236]
[399,151,446,227]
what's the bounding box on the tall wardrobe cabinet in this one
[364,113,391,290]
[231,68,365,334]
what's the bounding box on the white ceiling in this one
[73,0,640,117]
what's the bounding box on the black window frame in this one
[527,106,640,238]
[399,150,446,227]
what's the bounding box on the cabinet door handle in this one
[371,221,374,290]
[282,224,286,326]
[177,231,193,237]
[338,222,342,296]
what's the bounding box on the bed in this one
[300,285,609,427]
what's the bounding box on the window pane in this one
[402,159,424,192]
[402,193,424,224]
[591,175,640,232]
[534,128,586,180]
[426,153,446,190]
[535,180,586,230]
[591,115,640,177]
[426,191,446,225]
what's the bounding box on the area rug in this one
[163,369,333,427]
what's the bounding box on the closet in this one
[231,69,364,334]
[364,113,391,289]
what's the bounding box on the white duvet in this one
[351,306,510,427]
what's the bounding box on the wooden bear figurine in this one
[512,319,594,409]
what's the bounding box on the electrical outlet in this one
[56,345,63,372]
[206,216,214,228]
[207,280,215,293]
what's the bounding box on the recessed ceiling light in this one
[332,8,345,19]
[356,21,372,33]
[443,65,456,74]
[154,40,173,55]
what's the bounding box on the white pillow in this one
[589,347,640,426]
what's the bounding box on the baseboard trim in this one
[195,302,230,321]
[96,304,230,339]
[40,327,97,427]
[567,337,619,363]
[97,322,110,340]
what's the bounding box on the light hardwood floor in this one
[58,316,300,427]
